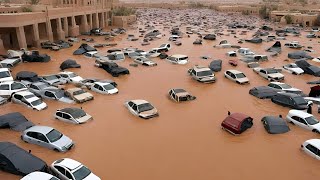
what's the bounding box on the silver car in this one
[28,82,52,96]
[21,126,74,152]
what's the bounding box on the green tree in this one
[29,0,40,5]
[112,7,136,16]
[285,15,293,24]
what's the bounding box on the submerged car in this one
[221,113,253,135]
[65,88,94,103]
[58,71,83,84]
[166,54,189,65]
[40,75,67,86]
[188,65,216,83]
[261,116,290,134]
[224,70,249,84]
[134,56,157,66]
[271,92,308,110]
[168,88,196,102]
[282,63,304,75]
[0,68,13,82]
[39,88,74,103]
[286,110,320,133]
[253,67,284,81]
[0,142,48,176]
[21,172,59,180]
[301,139,320,160]
[267,82,302,94]
[0,81,27,97]
[295,60,320,77]
[89,81,118,94]
[97,61,130,77]
[11,91,47,111]
[55,107,92,124]
[50,158,100,180]
[21,126,74,152]
[124,100,159,119]
[28,82,52,96]
[208,60,222,72]
[0,57,21,68]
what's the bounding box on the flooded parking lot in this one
[1,8,320,180]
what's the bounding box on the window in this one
[26,132,38,139]
[132,104,138,111]
[14,94,23,100]
[93,84,100,89]
[63,113,72,120]
[65,170,73,179]
[45,91,55,98]
[54,166,66,175]
[0,84,9,90]
[260,70,266,74]
[128,101,134,107]
[98,86,104,91]
[30,84,39,90]
[306,144,319,156]
[231,74,236,79]
[37,133,49,143]
[56,112,63,118]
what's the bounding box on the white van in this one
[0,68,13,82]
[166,54,189,65]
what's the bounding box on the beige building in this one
[217,5,259,15]
[270,11,318,27]
[0,0,120,50]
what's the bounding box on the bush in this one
[29,0,40,5]
[242,11,250,15]
[22,7,32,12]
[112,7,136,16]
[285,15,293,24]
[188,2,206,9]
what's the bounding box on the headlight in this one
[61,146,67,151]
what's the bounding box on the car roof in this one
[21,172,54,180]
[15,90,34,96]
[227,70,242,74]
[0,81,19,85]
[305,139,320,149]
[25,125,54,134]
[59,107,83,115]
[59,71,74,75]
[31,82,48,86]
[289,110,313,118]
[131,99,149,105]
[193,65,212,72]
[95,82,111,86]
[277,92,301,98]
[0,68,10,72]
[56,158,82,171]
[270,82,285,85]
[171,54,188,58]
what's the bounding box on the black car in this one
[99,62,130,77]
[249,86,281,99]
[296,60,320,77]
[271,92,308,110]
[208,60,222,72]
[261,116,290,134]
[21,51,51,62]
[0,142,48,176]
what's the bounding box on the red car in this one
[221,113,253,135]
[228,60,238,66]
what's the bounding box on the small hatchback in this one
[55,108,92,124]
[301,139,320,160]
[286,110,320,133]
[166,54,189,65]
[224,70,249,84]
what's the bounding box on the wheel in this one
[53,148,60,152]
[313,129,320,134]
[292,72,297,75]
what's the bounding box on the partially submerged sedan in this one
[224,70,249,84]
[65,88,94,103]
[261,116,290,134]
[89,81,118,94]
[134,56,157,66]
[283,63,304,75]
[21,126,74,152]
[11,91,47,111]
[271,92,308,110]
[125,100,159,119]
[301,139,320,160]
[55,107,92,124]
[221,113,253,135]
[39,88,74,103]
[253,67,284,81]
[286,110,320,133]
[249,86,281,99]
[168,88,196,102]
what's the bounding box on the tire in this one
[313,129,320,134]
[53,148,60,152]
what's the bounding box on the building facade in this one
[0,0,120,50]
[270,11,318,27]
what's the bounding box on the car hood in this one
[83,173,101,180]
[74,93,93,100]
[0,76,13,82]
[139,108,158,117]
[71,76,83,83]
[290,68,304,73]
[237,77,249,83]
[76,114,92,124]
[58,97,75,104]
[106,88,119,94]
[177,60,188,65]
[268,73,284,78]
[33,102,47,110]
[51,135,73,148]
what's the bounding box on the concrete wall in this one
[113,15,136,27]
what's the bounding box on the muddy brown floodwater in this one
[1,9,320,180]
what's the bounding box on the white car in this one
[0,57,21,68]
[253,67,284,81]
[224,70,249,84]
[238,48,255,56]
[146,48,161,58]
[58,71,83,83]
[166,54,188,65]
[0,81,27,97]
[21,172,59,180]
[301,139,320,160]
[55,107,92,124]
[134,56,157,66]
[283,63,304,75]
[89,81,118,94]
[267,82,302,94]
[124,99,159,119]
[83,51,98,58]
[11,91,47,111]
[312,57,320,63]
[286,110,320,133]
[0,68,13,82]
[50,158,100,180]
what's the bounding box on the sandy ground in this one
[1,9,320,180]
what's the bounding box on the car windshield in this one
[44,75,57,81]
[138,103,154,112]
[46,129,63,142]
[292,97,307,105]
[31,99,42,106]
[290,64,298,68]
[0,71,10,78]
[73,90,85,95]
[305,116,319,125]
[69,73,77,78]
[103,84,115,90]
[73,166,92,180]
[116,54,125,60]
[279,84,292,89]
[11,82,25,90]
[55,90,65,99]
[197,70,213,77]
[266,69,278,74]
[71,109,87,118]
[236,73,246,78]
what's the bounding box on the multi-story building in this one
[0,0,120,50]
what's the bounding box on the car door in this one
[56,111,64,121]
[305,144,320,159]
[63,113,75,124]
[301,117,313,130]
[98,85,105,94]
[53,165,69,180]
[36,132,51,149]
[29,84,40,94]
[230,73,236,81]
[260,70,266,78]
[0,84,10,96]
[292,116,309,129]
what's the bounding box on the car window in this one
[231,74,236,79]
[260,70,266,74]
[56,112,63,117]
[0,84,9,90]
[14,94,23,100]
[93,84,100,89]
[37,133,49,143]
[191,70,196,75]
[132,104,138,111]
[26,132,38,139]
[274,85,280,89]
[299,117,307,125]
[63,113,71,120]
[98,86,104,91]
[61,74,68,78]
[65,170,73,179]
[306,144,319,156]
[30,84,39,90]
[169,90,173,96]
[128,101,134,107]
[45,91,55,98]
[84,53,91,57]
[54,166,66,175]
